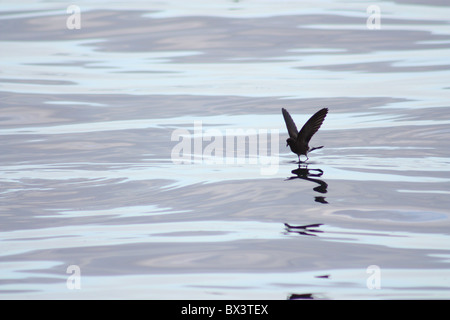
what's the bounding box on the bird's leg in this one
[298,155,309,167]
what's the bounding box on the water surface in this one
[1,0,450,299]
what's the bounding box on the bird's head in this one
[286,137,295,148]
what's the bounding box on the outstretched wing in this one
[282,108,298,140]
[298,108,328,143]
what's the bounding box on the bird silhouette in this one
[282,108,328,162]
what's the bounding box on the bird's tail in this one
[309,146,324,152]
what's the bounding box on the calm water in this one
[1,0,450,299]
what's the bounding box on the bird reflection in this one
[284,223,323,236]
[287,292,328,300]
[288,293,315,300]
[286,164,329,204]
